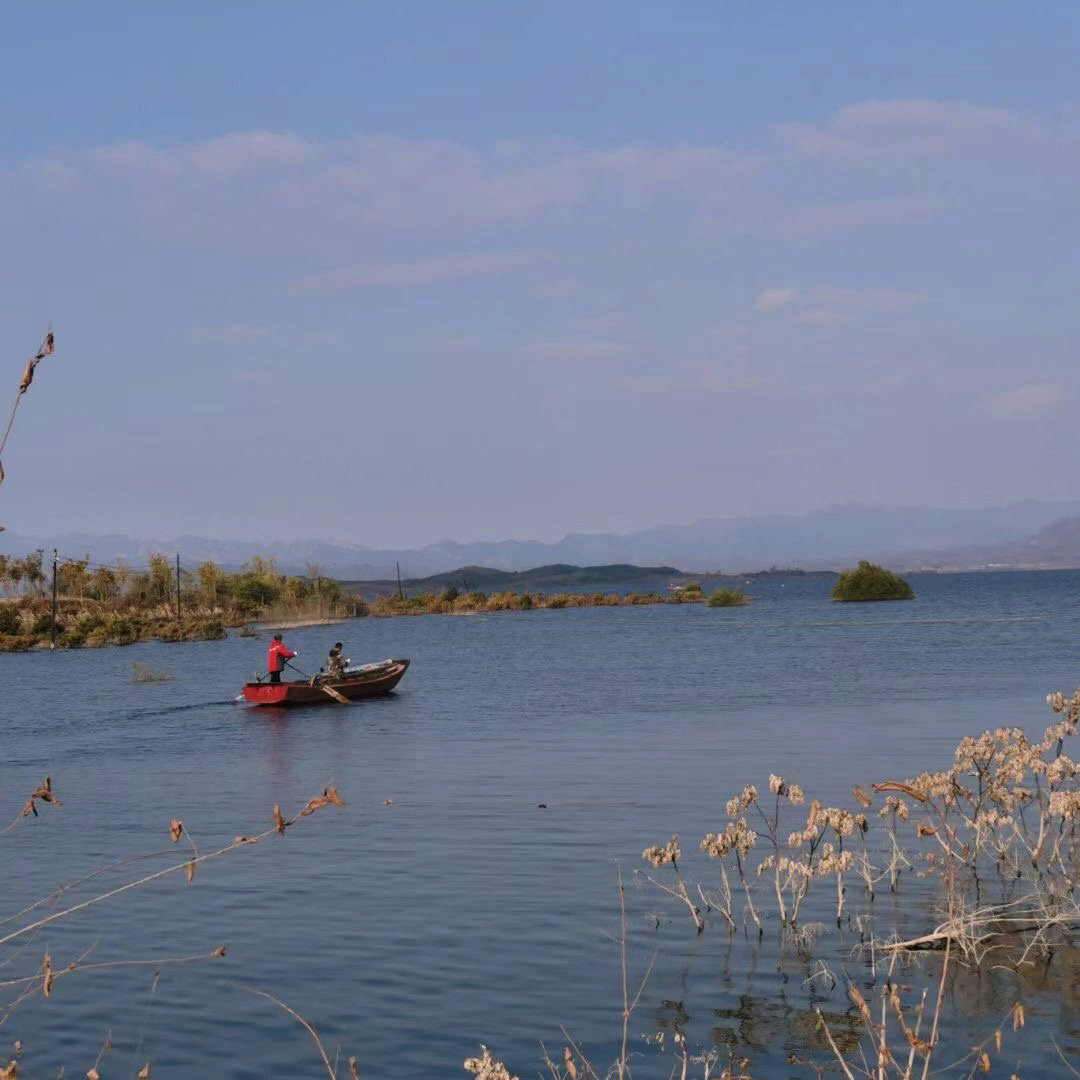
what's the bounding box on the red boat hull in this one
[242,659,409,706]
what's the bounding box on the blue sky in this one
[1,3,1078,546]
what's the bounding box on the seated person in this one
[325,641,348,679]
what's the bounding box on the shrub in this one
[109,615,139,644]
[30,613,61,636]
[831,560,914,602]
[708,588,748,607]
[0,604,21,635]
[225,573,281,608]
[74,613,105,635]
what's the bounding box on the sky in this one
[1,2,1078,547]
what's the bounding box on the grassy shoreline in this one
[0,582,741,651]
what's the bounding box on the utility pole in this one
[50,548,57,648]
[396,561,403,599]
[176,554,181,618]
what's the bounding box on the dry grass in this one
[2,775,348,1075]
[472,688,1080,1079]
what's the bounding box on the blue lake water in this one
[4,569,1080,1077]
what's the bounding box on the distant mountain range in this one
[6,500,1080,577]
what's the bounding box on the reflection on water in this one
[4,570,1080,1075]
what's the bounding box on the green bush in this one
[831,560,914,602]
[31,613,61,636]
[74,613,105,635]
[0,605,21,635]
[225,573,281,608]
[708,588,748,607]
[109,615,139,644]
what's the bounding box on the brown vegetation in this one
[470,688,1080,1079]
[0,552,739,649]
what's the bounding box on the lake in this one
[4,569,1080,1077]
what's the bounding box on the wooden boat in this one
[241,658,409,706]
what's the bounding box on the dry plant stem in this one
[615,866,656,1080]
[734,853,761,931]
[618,866,629,1080]
[0,948,225,992]
[0,844,197,932]
[0,793,338,949]
[636,870,703,932]
[815,1007,856,1080]
[559,1028,599,1080]
[246,987,336,1080]
[920,935,950,1080]
[1049,1034,1080,1078]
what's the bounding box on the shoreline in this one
[0,586,743,652]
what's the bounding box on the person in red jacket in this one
[266,633,296,683]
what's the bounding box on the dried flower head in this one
[464,1045,519,1080]
[642,835,681,869]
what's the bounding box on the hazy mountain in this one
[5,500,1080,577]
[896,516,1080,570]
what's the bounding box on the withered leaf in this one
[847,984,873,1027]
[213,947,226,958]
[273,805,287,834]
[137,1064,150,1079]
[32,777,58,804]
[872,781,928,802]
[86,1070,99,1080]
[348,1058,359,1080]
[852,786,873,808]
[1012,1003,1025,1029]
[186,860,195,884]
[563,1047,577,1080]
[323,785,344,807]
[169,819,183,843]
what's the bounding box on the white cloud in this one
[988,383,1061,418]
[522,341,620,363]
[757,286,928,324]
[291,251,545,292]
[189,323,268,343]
[833,99,1023,133]
[0,99,1074,282]
[755,288,798,313]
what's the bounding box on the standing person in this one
[267,632,296,683]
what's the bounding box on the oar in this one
[285,659,349,705]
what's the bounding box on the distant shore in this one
[0,583,748,652]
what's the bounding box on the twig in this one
[245,987,336,1079]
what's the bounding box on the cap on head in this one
[273,633,283,641]
[334,641,343,649]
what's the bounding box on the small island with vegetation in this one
[0,553,761,651]
[707,587,748,607]
[831,559,914,602]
